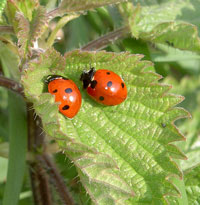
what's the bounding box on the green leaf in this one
[2,92,27,205]
[16,6,47,58]
[0,0,6,17]
[151,43,200,75]
[22,49,189,204]
[15,12,30,58]
[163,76,200,171]
[16,0,39,21]
[184,164,200,204]
[1,51,27,205]
[119,1,200,53]
[5,0,39,32]
[0,41,20,80]
[47,14,79,47]
[55,0,128,17]
[171,177,188,205]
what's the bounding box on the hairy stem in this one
[29,163,53,205]
[0,26,14,34]
[0,76,24,96]
[27,104,74,204]
[27,104,53,205]
[41,154,75,205]
[81,26,130,51]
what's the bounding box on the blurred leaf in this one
[120,1,200,53]
[151,44,200,75]
[123,37,151,60]
[184,164,200,204]
[0,0,6,17]
[107,5,123,27]
[65,16,90,51]
[176,0,200,33]
[0,143,9,159]
[0,157,8,183]
[47,14,79,47]
[1,60,27,205]
[2,92,27,205]
[0,41,20,80]
[86,10,107,34]
[0,88,8,140]
[57,0,129,15]
[22,48,189,204]
[171,177,188,205]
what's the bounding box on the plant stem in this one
[41,154,75,205]
[81,26,130,51]
[27,104,74,204]
[0,76,23,96]
[0,26,14,34]
[27,104,53,205]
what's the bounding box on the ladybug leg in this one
[90,80,97,89]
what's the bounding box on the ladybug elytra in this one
[80,68,127,106]
[45,75,82,118]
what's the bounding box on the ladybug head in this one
[45,75,68,84]
[80,67,96,89]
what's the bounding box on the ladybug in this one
[45,75,82,118]
[80,68,127,106]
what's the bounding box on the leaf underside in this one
[22,49,189,204]
[121,1,200,53]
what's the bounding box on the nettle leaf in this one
[22,49,189,204]
[164,76,200,171]
[6,0,39,31]
[120,1,200,53]
[16,6,47,58]
[16,0,39,21]
[54,0,128,17]
[184,164,200,204]
[16,12,30,58]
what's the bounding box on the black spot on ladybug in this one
[53,89,57,93]
[62,105,70,110]
[161,123,166,128]
[106,72,110,75]
[65,88,72,93]
[99,96,104,101]
[121,83,124,88]
[91,80,97,89]
[107,81,112,87]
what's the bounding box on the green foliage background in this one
[0,0,200,204]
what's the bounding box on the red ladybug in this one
[80,68,127,106]
[45,75,82,118]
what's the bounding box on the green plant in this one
[0,0,200,204]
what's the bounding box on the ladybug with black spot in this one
[80,68,127,106]
[45,75,82,118]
